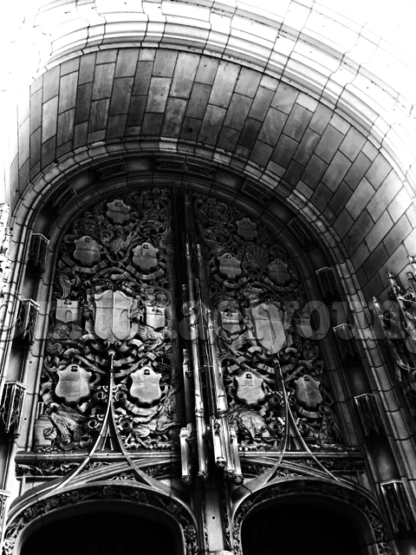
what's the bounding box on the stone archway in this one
[3,485,196,555]
[233,479,394,555]
[21,510,174,555]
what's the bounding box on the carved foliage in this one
[195,197,343,451]
[35,190,182,452]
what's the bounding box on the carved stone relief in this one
[35,190,182,452]
[195,197,343,452]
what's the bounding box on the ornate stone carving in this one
[0,382,26,434]
[195,197,343,452]
[27,233,49,273]
[233,480,393,555]
[3,485,197,555]
[34,190,183,452]
[14,299,40,345]
[381,480,416,533]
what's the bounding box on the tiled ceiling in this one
[14,47,414,303]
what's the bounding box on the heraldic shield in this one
[235,371,266,406]
[55,364,91,405]
[73,236,101,266]
[294,375,323,409]
[94,290,133,343]
[132,243,158,272]
[130,367,162,406]
[248,302,286,354]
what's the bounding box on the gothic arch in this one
[3,483,196,555]
[233,478,394,555]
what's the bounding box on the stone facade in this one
[1,1,416,554]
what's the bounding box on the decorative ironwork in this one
[381,480,416,533]
[49,187,77,214]
[287,217,315,247]
[316,267,339,300]
[27,233,49,273]
[0,204,12,295]
[241,180,273,205]
[14,299,40,345]
[354,394,384,437]
[93,160,126,181]
[0,382,26,434]
[333,324,359,362]
[372,259,416,414]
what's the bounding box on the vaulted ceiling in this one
[5,0,416,305]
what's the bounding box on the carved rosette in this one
[35,190,182,452]
[195,197,343,452]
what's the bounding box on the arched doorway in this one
[21,511,174,555]
[241,503,362,555]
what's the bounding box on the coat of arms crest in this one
[217,253,242,280]
[93,290,134,343]
[294,375,322,409]
[55,364,91,405]
[235,371,266,406]
[132,243,158,273]
[73,236,101,266]
[247,301,286,354]
[130,367,162,406]
[106,199,131,224]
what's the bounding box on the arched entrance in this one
[241,503,361,555]
[21,510,174,555]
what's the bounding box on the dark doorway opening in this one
[242,503,362,555]
[21,511,174,555]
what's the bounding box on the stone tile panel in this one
[209,61,240,108]
[59,72,78,114]
[115,49,139,77]
[171,53,200,99]
[109,77,134,115]
[92,63,116,99]
[283,103,313,142]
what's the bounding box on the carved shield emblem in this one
[235,371,266,406]
[56,364,91,404]
[248,302,285,354]
[294,375,322,409]
[220,310,241,335]
[236,218,258,240]
[73,236,101,266]
[267,259,290,285]
[217,253,242,280]
[145,305,166,330]
[94,290,133,343]
[56,300,80,323]
[106,199,131,224]
[132,243,158,272]
[130,367,162,406]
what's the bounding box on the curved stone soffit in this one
[232,478,394,555]
[16,1,416,189]
[2,483,197,555]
